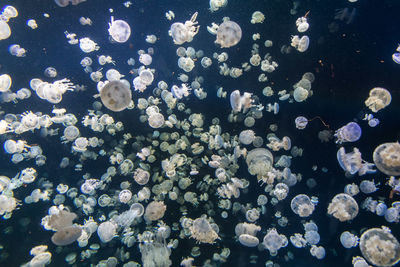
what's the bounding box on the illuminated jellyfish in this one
[392,52,400,64]
[360,180,379,194]
[47,210,82,246]
[291,35,310,52]
[44,67,57,78]
[171,84,191,99]
[139,53,152,66]
[189,216,219,244]
[296,16,309,32]
[384,206,399,223]
[290,194,315,217]
[178,56,195,72]
[209,0,227,12]
[373,142,400,176]
[365,87,391,113]
[97,221,117,243]
[100,80,132,112]
[293,86,309,102]
[327,193,359,222]
[0,194,18,215]
[246,148,274,181]
[360,226,400,267]
[262,228,288,256]
[230,90,253,113]
[310,245,326,260]
[20,111,40,131]
[148,112,165,129]
[245,209,260,222]
[239,129,256,145]
[336,147,376,176]
[79,37,99,53]
[0,74,12,92]
[201,57,212,68]
[334,122,361,144]
[72,137,88,153]
[215,20,242,48]
[108,17,131,43]
[273,183,289,201]
[9,44,26,57]
[340,231,359,248]
[305,230,320,245]
[235,222,261,247]
[139,69,154,86]
[113,203,145,228]
[0,20,11,40]
[61,126,80,142]
[295,116,308,129]
[144,201,166,222]
[133,168,150,185]
[251,11,265,24]
[169,12,199,45]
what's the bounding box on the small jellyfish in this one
[100,81,132,112]
[304,230,320,245]
[169,12,199,45]
[290,194,315,217]
[44,67,57,78]
[392,52,400,64]
[334,122,361,144]
[144,201,166,222]
[365,87,391,113]
[189,216,219,244]
[360,180,379,194]
[291,35,310,52]
[340,231,359,248]
[215,20,242,48]
[373,142,400,176]
[327,193,359,222]
[239,130,256,145]
[262,228,288,256]
[0,74,12,92]
[108,17,131,43]
[97,221,117,243]
[295,116,308,129]
[360,227,400,267]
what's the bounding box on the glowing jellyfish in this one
[62,126,80,142]
[48,210,82,246]
[97,221,117,243]
[215,20,242,48]
[144,201,166,222]
[293,87,309,102]
[108,17,131,43]
[365,87,391,113]
[262,228,288,256]
[235,222,261,247]
[79,37,99,53]
[0,74,12,92]
[296,17,309,32]
[251,11,265,24]
[336,147,376,176]
[139,53,152,66]
[148,113,165,129]
[133,168,150,185]
[340,231,359,248]
[0,21,11,40]
[171,84,191,99]
[291,35,310,52]
[239,130,256,145]
[189,216,219,244]
[290,194,315,217]
[295,116,308,129]
[334,122,361,144]
[373,142,400,176]
[169,12,199,45]
[327,193,358,222]
[392,53,400,64]
[100,81,132,112]
[246,148,274,180]
[44,67,57,78]
[360,226,400,267]
[209,0,227,12]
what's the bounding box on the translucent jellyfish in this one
[9,44,26,57]
[360,227,400,267]
[235,222,261,247]
[373,142,400,176]
[209,0,227,12]
[108,17,131,43]
[293,86,309,102]
[230,90,253,113]
[239,130,256,145]
[246,148,274,180]
[178,56,195,72]
[97,221,117,243]
[44,67,57,78]
[169,12,199,45]
[0,194,17,215]
[305,230,320,245]
[251,11,265,24]
[144,201,166,222]
[392,52,400,64]
[215,20,242,48]
[62,126,80,142]
[262,228,288,256]
[139,53,152,66]
[171,84,191,99]
[0,74,12,92]
[291,35,310,52]
[79,37,99,53]
[148,113,165,129]
[360,180,379,194]
[201,57,212,68]
[290,194,315,217]
[327,193,359,222]
[365,87,391,113]
[72,137,88,153]
[310,245,326,260]
[189,216,219,244]
[133,168,150,185]
[51,225,82,246]
[100,81,132,112]
[0,21,11,40]
[245,208,260,222]
[384,207,399,223]
[340,231,359,248]
[337,147,376,176]
[296,16,309,32]
[295,116,308,129]
[334,122,361,144]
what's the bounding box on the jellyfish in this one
[79,37,99,53]
[0,21,11,40]
[139,53,152,66]
[44,67,57,78]
[108,17,131,43]
[291,35,310,52]
[295,116,308,129]
[262,228,288,256]
[327,193,359,222]
[246,148,274,181]
[47,209,82,246]
[334,122,361,144]
[310,245,326,260]
[62,126,80,142]
[340,231,359,248]
[100,80,132,112]
[336,147,376,176]
[392,52,400,64]
[209,0,227,12]
[133,168,150,185]
[144,201,166,222]
[215,20,242,48]
[239,130,256,145]
[235,222,261,247]
[373,142,400,176]
[365,87,391,112]
[189,216,219,244]
[290,194,315,217]
[293,87,309,102]
[359,226,400,267]
[97,221,117,243]
[169,12,199,45]
[171,84,191,99]
[0,74,12,92]
[360,180,379,194]
[296,16,309,32]
[148,113,165,129]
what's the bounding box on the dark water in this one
[0,0,400,266]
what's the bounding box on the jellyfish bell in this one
[373,142,400,176]
[365,87,392,113]
[51,225,82,246]
[215,20,242,48]
[0,21,11,40]
[0,74,12,92]
[100,80,132,112]
[334,122,361,144]
[108,17,131,43]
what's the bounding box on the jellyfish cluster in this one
[0,1,399,267]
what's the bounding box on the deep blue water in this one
[0,0,400,266]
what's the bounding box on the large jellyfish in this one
[334,122,361,144]
[215,20,242,48]
[365,87,391,113]
[327,193,359,222]
[108,17,131,43]
[100,81,132,112]
[373,142,400,176]
[169,12,199,45]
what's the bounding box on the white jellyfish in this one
[290,194,315,217]
[340,231,359,248]
[139,53,152,66]
[108,17,131,43]
[169,12,199,45]
[0,74,12,92]
[0,21,11,40]
[79,37,99,53]
[327,193,359,222]
[291,35,310,52]
[97,221,117,243]
[365,87,391,113]
[215,20,242,48]
[100,80,132,112]
[373,142,400,176]
[262,228,288,256]
[296,16,309,32]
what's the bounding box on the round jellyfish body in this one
[108,17,131,43]
[335,122,361,144]
[239,130,256,145]
[215,21,242,48]
[100,81,132,112]
[365,87,391,113]
[304,230,320,245]
[0,74,12,92]
[230,90,242,112]
[0,21,11,40]
[51,225,82,246]
[295,116,308,129]
[373,142,400,176]
[360,227,400,267]
[170,23,190,45]
[262,228,288,256]
[340,231,359,248]
[290,194,315,217]
[327,193,359,222]
[97,221,117,243]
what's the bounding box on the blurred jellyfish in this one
[97,221,117,243]
[189,216,219,244]
[262,228,288,256]
[373,142,400,176]
[100,81,132,112]
[295,116,308,129]
[291,35,309,52]
[365,87,391,113]
[239,130,256,145]
[359,180,379,194]
[215,20,242,48]
[108,17,131,43]
[336,147,376,176]
[44,67,57,78]
[340,231,359,248]
[144,201,166,222]
[334,8,357,24]
[310,245,326,260]
[334,122,361,144]
[235,222,261,247]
